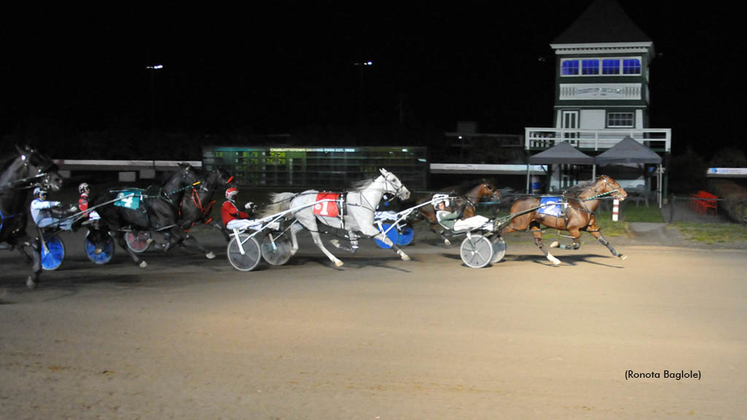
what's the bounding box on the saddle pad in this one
[538,197,563,217]
[313,193,340,217]
[114,191,141,210]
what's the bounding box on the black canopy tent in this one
[594,136,663,207]
[526,141,595,193]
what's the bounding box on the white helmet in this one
[33,187,47,198]
[432,193,449,208]
[78,182,90,194]
[225,187,239,200]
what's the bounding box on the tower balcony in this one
[525,127,671,153]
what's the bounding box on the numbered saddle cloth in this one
[114,190,143,210]
[537,197,564,218]
[313,192,342,218]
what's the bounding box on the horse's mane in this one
[350,177,374,192]
[564,179,596,197]
[0,153,18,172]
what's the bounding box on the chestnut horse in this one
[501,175,627,266]
[416,179,502,244]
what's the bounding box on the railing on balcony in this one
[524,128,671,152]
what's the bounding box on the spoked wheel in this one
[41,234,65,271]
[261,233,292,266]
[227,233,261,272]
[460,234,494,269]
[396,224,415,246]
[84,231,115,265]
[126,230,151,253]
[491,235,507,264]
[374,223,400,249]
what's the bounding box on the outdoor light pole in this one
[146,64,164,135]
[354,61,372,134]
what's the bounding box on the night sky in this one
[2,1,745,157]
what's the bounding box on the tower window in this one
[561,57,642,76]
[607,112,634,128]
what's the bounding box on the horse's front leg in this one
[587,225,627,260]
[531,225,561,266]
[183,231,216,259]
[362,224,411,261]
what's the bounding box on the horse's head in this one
[597,175,627,201]
[205,167,235,190]
[479,180,502,202]
[14,145,63,192]
[379,168,410,200]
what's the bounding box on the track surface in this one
[2,225,746,419]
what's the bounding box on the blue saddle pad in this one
[538,197,563,217]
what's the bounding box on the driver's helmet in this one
[78,182,90,195]
[33,187,47,199]
[432,193,450,209]
[225,187,239,201]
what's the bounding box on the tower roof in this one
[552,0,652,45]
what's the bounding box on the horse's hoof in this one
[550,241,559,248]
[26,276,36,290]
[335,260,344,267]
[138,261,148,268]
[548,256,561,266]
[330,239,340,248]
[206,252,216,259]
[401,254,411,261]
[619,254,627,261]
[444,239,451,245]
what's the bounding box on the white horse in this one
[262,168,411,267]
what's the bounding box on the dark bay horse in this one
[0,145,65,289]
[416,179,502,244]
[176,166,234,242]
[501,175,628,266]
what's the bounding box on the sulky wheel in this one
[396,224,415,246]
[261,233,292,266]
[491,235,507,264]
[374,223,400,249]
[460,234,494,269]
[126,230,152,253]
[227,233,261,272]
[41,233,65,271]
[84,231,115,265]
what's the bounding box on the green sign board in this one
[202,146,428,190]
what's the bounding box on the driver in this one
[434,194,490,232]
[221,187,259,231]
[29,187,74,231]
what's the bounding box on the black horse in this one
[0,145,65,289]
[88,164,234,267]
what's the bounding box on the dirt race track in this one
[1,224,746,419]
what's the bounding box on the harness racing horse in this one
[176,166,235,244]
[262,168,411,267]
[501,175,628,266]
[0,145,65,289]
[416,179,502,244]
[88,165,217,267]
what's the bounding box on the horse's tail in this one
[260,192,296,219]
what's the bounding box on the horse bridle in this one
[382,172,407,201]
[7,151,57,191]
